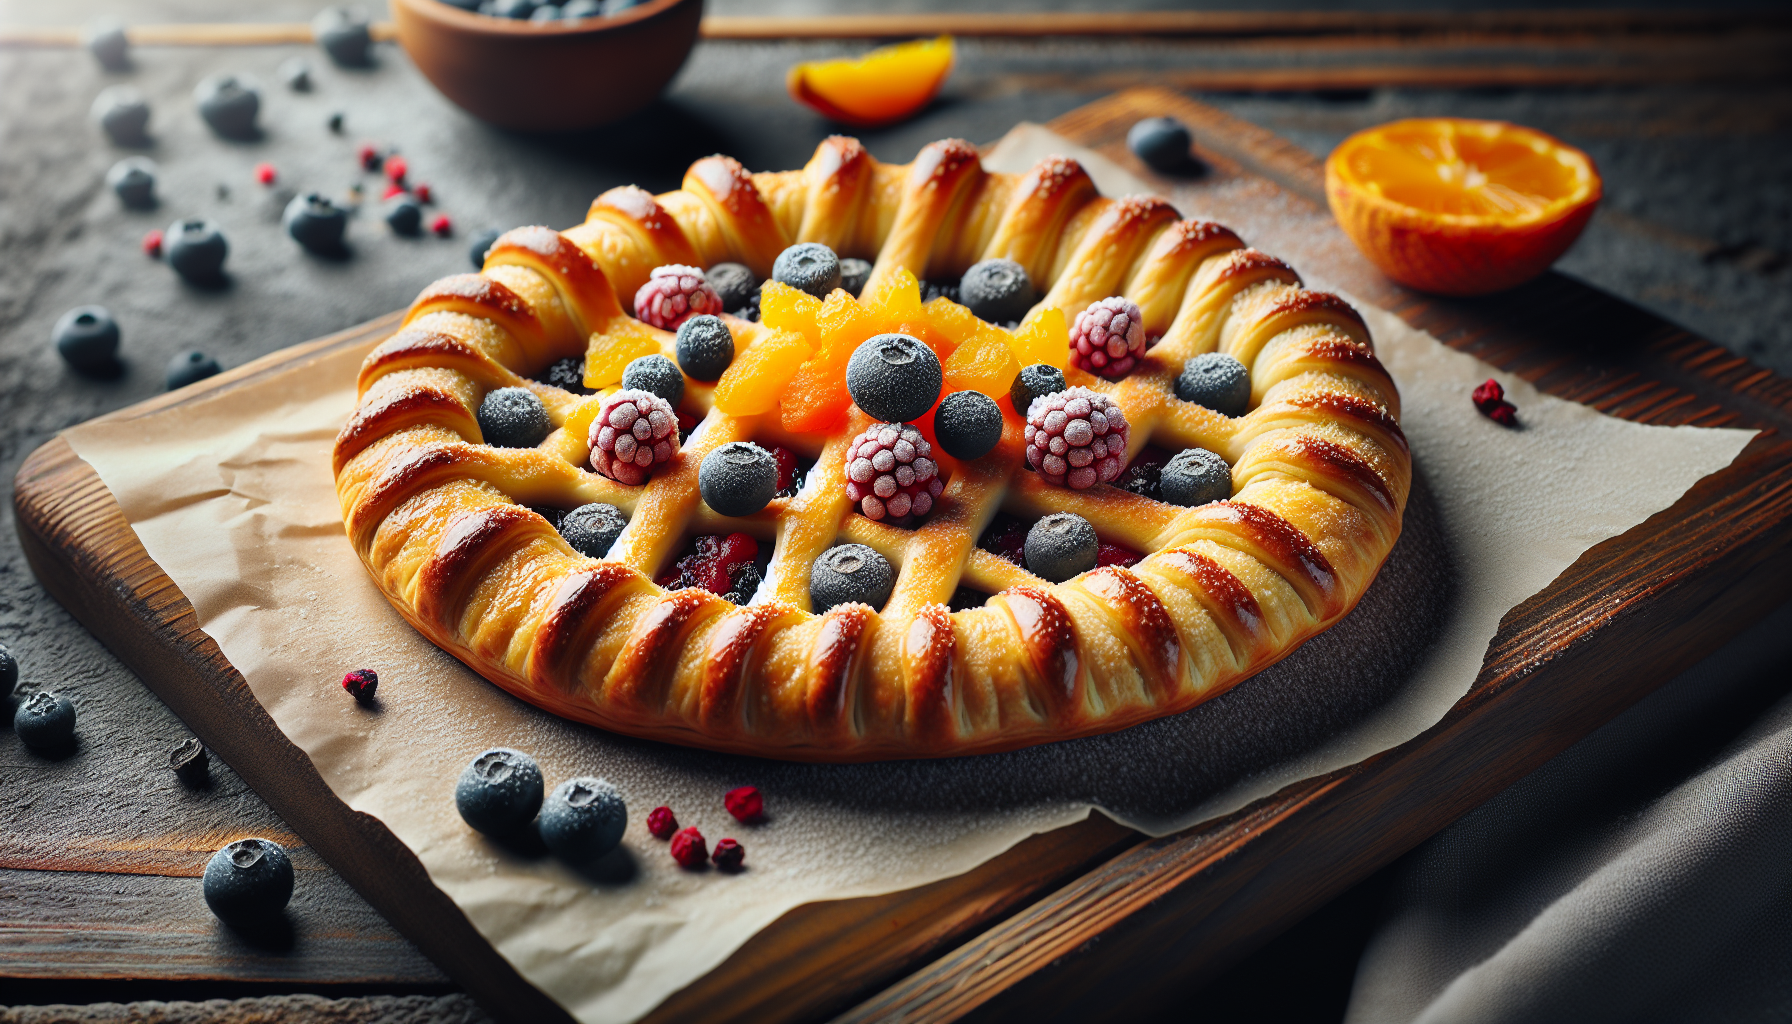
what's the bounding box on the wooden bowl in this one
[392,0,704,132]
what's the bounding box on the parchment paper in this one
[61,128,1755,1023]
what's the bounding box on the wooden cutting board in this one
[15,87,1792,1024]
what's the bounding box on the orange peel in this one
[787,36,954,129]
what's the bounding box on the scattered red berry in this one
[647,805,679,840]
[431,214,453,237]
[358,143,382,171]
[142,229,164,258]
[1096,541,1142,568]
[724,785,763,823]
[633,264,722,330]
[341,668,378,703]
[1069,296,1147,379]
[670,827,708,868]
[414,183,432,204]
[254,162,277,185]
[767,444,798,493]
[712,838,745,872]
[384,155,408,184]
[1472,378,1519,427]
[382,183,407,200]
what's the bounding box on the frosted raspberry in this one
[634,264,722,330]
[1024,386,1131,490]
[1070,297,1147,379]
[844,422,944,525]
[588,389,680,485]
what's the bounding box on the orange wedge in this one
[1325,118,1602,296]
[787,36,954,129]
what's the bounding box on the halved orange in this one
[787,36,954,129]
[1325,118,1602,296]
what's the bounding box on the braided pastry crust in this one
[333,136,1409,761]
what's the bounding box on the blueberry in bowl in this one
[90,86,151,146]
[283,193,349,254]
[164,219,230,283]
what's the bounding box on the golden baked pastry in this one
[332,136,1409,761]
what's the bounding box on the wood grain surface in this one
[12,88,1792,1024]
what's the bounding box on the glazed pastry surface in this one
[333,136,1410,761]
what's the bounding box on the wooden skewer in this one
[2,9,1788,48]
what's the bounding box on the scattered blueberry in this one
[166,351,222,390]
[313,7,373,66]
[704,263,757,313]
[539,777,627,862]
[772,243,842,298]
[933,390,1003,461]
[170,738,210,785]
[959,259,1034,324]
[455,748,545,838]
[809,543,894,612]
[1009,363,1066,414]
[91,86,150,146]
[283,193,349,254]
[203,838,294,921]
[468,227,502,270]
[384,195,423,236]
[558,502,628,558]
[477,387,552,449]
[700,442,779,518]
[620,354,685,408]
[1127,117,1195,174]
[52,306,121,375]
[86,22,130,71]
[194,75,261,139]
[106,157,157,209]
[1160,448,1231,507]
[14,692,76,752]
[723,560,762,605]
[562,0,603,16]
[280,56,314,91]
[1025,512,1098,583]
[1176,352,1250,416]
[540,356,592,395]
[922,279,961,305]
[675,314,735,382]
[846,334,942,423]
[839,258,872,297]
[165,218,229,283]
[328,111,345,133]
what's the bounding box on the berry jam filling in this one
[976,512,1142,576]
[656,532,769,605]
[764,443,813,499]
[1115,445,1174,502]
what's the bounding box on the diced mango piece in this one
[584,320,664,388]
[713,327,812,416]
[867,267,922,321]
[1006,306,1069,370]
[780,345,855,433]
[943,325,1022,398]
[759,281,824,349]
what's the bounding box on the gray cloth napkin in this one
[1344,601,1792,1024]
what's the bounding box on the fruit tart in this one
[332,135,1409,761]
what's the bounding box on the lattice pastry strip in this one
[333,136,1410,761]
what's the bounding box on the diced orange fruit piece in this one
[1326,117,1602,296]
[584,320,663,388]
[866,266,922,321]
[758,280,825,349]
[787,37,954,129]
[1006,306,1069,370]
[943,325,1021,399]
[713,327,812,416]
[780,291,878,433]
